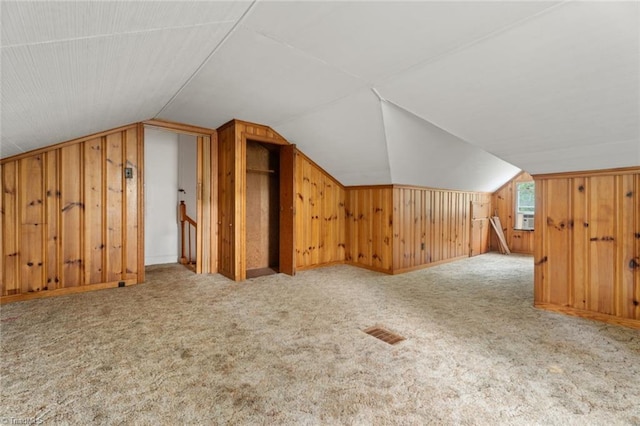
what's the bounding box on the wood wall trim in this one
[391,255,471,275]
[345,184,394,190]
[217,119,288,144]
[346,261,393,275]
[392,184,493,195]
[0,279,139,304]
[143,119,217,136]
[0,123,139,164]
[242,132,288,146]
[535,303,640,330]
[533,166,640,180]
[235,119,288,143]
[296,260,346,272]
[136,123,145,283]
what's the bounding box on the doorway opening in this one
[143,122,216,274]
[245,140,280,278]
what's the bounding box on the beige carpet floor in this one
[1,253,639,425]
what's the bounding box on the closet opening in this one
[245,140,281,278]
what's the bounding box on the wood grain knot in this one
[535,256,548,266]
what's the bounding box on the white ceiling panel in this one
[382,102,520,192]
[378,1,640,174]
[503,139,640,176]
[159,27,366,129]
[2,22,233,150]
[243,1,559,83]
[275,88,391,186]
[0,141,24,158]
[1,1,250,47]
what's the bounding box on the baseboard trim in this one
[1,278,140,305]
[391,255,470,275]
[535,303,640,330]
[296,260,346,272]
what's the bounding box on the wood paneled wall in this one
[1,125,143,302]
[345,185,490,274]
[345,186,393,273]
[491,172,535,254]
[534,167,640,328]
[392,186,490,273]
[295,151,346,270]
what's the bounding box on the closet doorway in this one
[243,138,295,279]
[245,140,280,278]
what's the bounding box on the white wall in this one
[177,133,197,260]
[144,128,179,265]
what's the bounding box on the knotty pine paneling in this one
[345,186,393,273]
[295,151,346,270]
[0,125,142,302]
[217,124,238,280]
[534,167,640,328]
[491,172,535,254]
[392,186,490,274]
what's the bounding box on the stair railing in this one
[179,201,197,265]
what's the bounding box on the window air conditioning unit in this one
[521,214,534,230]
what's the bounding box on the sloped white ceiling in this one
[1,1,251,156]
[381,102,520,192]
[377,1,640,174]
[2,1,638,191]
[275,88,391,186]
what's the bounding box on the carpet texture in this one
[1,253,639,425]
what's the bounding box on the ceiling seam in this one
[375,0,571,86]
[0,20,239,49]
[153,0,259,118]
[247,28,368,83]
[375,93,395,184]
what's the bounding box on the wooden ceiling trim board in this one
[0,123,139,165]
[533,166,640,181]
[143,119,217,136]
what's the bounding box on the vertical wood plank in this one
[236,126,245,281]
[83,137,104,284]
[0,164,4,293]
[588,176,616,315]
[635,174,640,320]
[280,144,295,275]
[209,131,219,274]
[616,174,635,318]
[545,179,571,306]
[571,177,588,310]
[125,127,139,279]
[105,132,123,282]
[136,123,145,283]
[60,144,83,287]
[2,162,20,295]
[20,155,45,225]
[19,155,46,293]
[533,178,545,304]
[45,151,61,290]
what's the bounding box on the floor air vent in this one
[363,326,405,345]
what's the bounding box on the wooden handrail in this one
[179,201,197,265]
